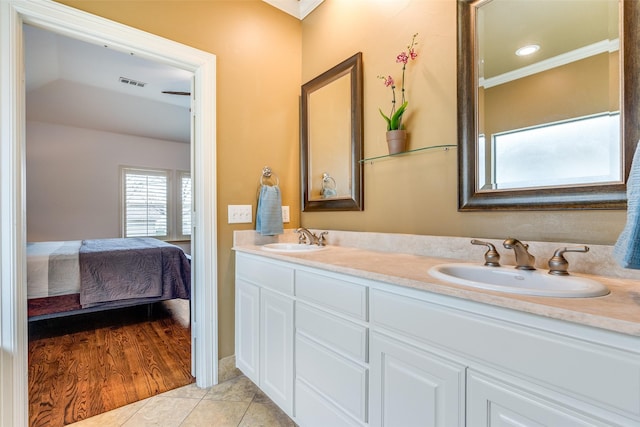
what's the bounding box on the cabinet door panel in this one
[260,289,294,415]
[296,333,368,422]
[369,332,465,427]
[235,279,259,384]
[467,371,610,427]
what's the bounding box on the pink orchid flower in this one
[379,33,419,131]
[396,52,409,64]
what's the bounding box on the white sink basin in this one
[429,263,609,298]
[261,243,329,253]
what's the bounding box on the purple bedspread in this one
[79,238,190,308]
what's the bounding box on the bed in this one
[27,237,191,321]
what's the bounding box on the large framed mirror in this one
[301,52,363,211]
[458,0,639,210]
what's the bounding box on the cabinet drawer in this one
[295,269,367,320]
[297,302,368,362]
[370,289,640,419]
[296,333,368,422]
[236,254,294,295]
[295,379,363,427]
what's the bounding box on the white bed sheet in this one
[27,240,82,298]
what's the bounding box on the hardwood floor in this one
[28,302,194,427]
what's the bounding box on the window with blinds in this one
[121,167,192,240]
[122,168,169,238]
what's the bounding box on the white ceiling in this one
[25,24,193,143]
[479,0,618,79]
[262,0,324,19]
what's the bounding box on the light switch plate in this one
[228,205,252,224]
[282,206,290,223]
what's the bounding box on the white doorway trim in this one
[0,2,218,426]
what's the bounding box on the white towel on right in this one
[613,140,640,268]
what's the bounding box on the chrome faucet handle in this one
[548,246,589,276]
[317,232,328,247]
[471,239,501,267]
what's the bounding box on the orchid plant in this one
[378,33,418,131]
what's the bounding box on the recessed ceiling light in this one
[515,44,540,57]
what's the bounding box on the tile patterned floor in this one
[68,375,296,427]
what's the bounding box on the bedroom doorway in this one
[24,23,196,425]
[0,1,218,425]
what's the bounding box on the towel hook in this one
[321,172,337,198]
[260,166,279,186]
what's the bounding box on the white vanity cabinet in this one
[235,251,640,427]
[235,254,294,416]
[370,287,640,427]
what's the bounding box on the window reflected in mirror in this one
[479,113,621,190]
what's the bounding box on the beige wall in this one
[53,0,628,360]
[301,0,626,244]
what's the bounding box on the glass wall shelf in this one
[360,144,457,164]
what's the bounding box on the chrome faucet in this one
[295,227,328,246]
[503,238,536,270]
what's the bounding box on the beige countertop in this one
[234,234,640,337]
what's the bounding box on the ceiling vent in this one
[119,77,146,88]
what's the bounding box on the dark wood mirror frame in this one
[301,52,364,212]
[458,0,639,211]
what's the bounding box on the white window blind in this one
[122,168,169,238]
[179,171,192,237]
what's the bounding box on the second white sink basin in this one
[261,243,329,253]
[429,263,609,298]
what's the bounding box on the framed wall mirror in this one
[301,52,363,211]
[458,0,639,210]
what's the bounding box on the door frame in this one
[0,2,218,425]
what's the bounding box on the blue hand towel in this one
[256,185,284,236]
[613,141,640,268]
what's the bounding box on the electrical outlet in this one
[282,206,290,223]
[228,205,252,224]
